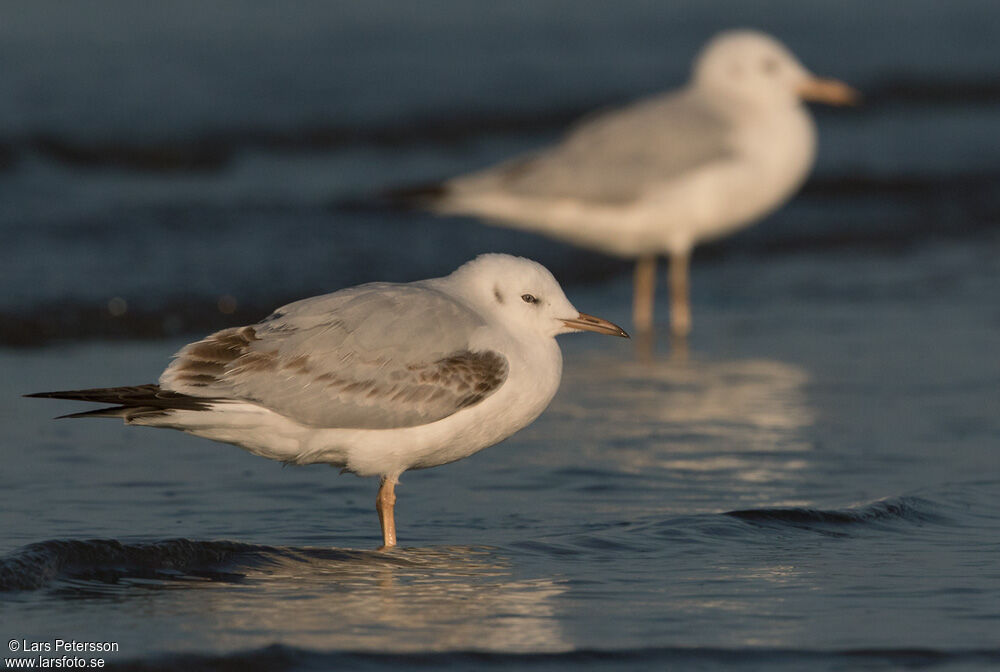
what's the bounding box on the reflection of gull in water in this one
[197,546,570,653]
[552,355,813,440]
[525,354,816,506]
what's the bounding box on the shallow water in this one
[2,1,1000,670]
[4,241,1000,670]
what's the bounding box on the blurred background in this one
[1,0,997,345]
[2,2,999,669]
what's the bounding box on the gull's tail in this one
[25,384,216,421]
[330,180,449,214]
[348,180,449,214]
[381,181,448,207]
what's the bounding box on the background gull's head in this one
[693,29,859,109]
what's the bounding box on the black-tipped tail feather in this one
[26,384,217,421]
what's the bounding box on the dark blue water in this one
[2,1,1000,670]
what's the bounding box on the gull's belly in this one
[313,339,563,477]
[702,107,816,240]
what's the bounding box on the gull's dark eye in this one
[762,57,779,74]
[521,294,538,304]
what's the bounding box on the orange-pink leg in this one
[376,475,398,550]
[633,255,657,336]
[668,250,692,339]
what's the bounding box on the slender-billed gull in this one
[28,254,627,549]
[406,30,858,338]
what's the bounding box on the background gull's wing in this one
[161,283,508,429]
[448,88,738,205]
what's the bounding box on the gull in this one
[405,30,858,338]
[28,254,628,549]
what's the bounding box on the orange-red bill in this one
[797,77,861,106]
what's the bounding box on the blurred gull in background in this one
[27,254,627,549]
[402,29,858,341]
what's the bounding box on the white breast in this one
[628,104,814,256]
[308,331,563,477]
[697,103,816,243]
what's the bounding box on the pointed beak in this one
[796,77,860,106]
[561,312,630,338]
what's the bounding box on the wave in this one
[0,107,586,175]
[0,538,414,592]
[725,496,949,532]
[865,75,1000,107]
[102,643,1000,672]
[520,497,956,554]
[0,539,266,591]
[0,76,997,175]
[0,295,284,348]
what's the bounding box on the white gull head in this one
[693,29,859,110]
[440,254,629,340]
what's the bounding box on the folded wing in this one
[161,283,508,429]
[450,88,737,205]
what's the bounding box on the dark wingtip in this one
[55,407,123,419]
[331,181,448,214]
[25,390,91,400]
[379,181,448,209]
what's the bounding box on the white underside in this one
[134,327,564,479]
[438,105,816,257]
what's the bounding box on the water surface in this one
[2,2,999,670]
